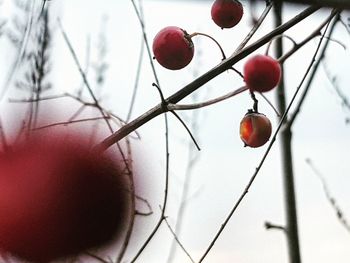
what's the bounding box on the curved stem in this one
[229,66,244,79]
[170,111,201,151]
[265,34,297,56]
[189,32,226,60]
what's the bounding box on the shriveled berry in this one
[240,112,272,148]
[152,26,194,70]
[211,0,243,29]
[243,55,281,93]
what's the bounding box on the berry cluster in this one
[152,0,282,148]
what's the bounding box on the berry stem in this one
[265,34,297,56]
[188,32,226,60]
[229,66,244,79]
[250,91,259,112]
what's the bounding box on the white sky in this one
[0,0,350,263]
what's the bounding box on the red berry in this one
[240,112,272,148]
[243,55,281,93]
[0,132,130,262]
[211,0,243,29]
[152,26,194,70]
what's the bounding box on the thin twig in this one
[135,194,153,214]
[77,35,91,98]
[58,20,101,107]
[134,191,153,218]
[322,61,350,113]
[164,217,196,263]
[126,28,145,122]
[68,104,86,122]
[306,158,350,233]
[130,0,160,87]
[32,7,51,129]
[287,12,339,128]
[234,1,274,53]
[170,111,201,151]
[33,116,110,130]
[84,251,111,263]
[9,92,130,128]
[167,86,248,111]
[9,94,67,102]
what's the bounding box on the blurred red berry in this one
[243,55,281,93]
[152,26,194,70]
[240,112,272,148]
[211,0,243,29]
[0,132,130,262]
